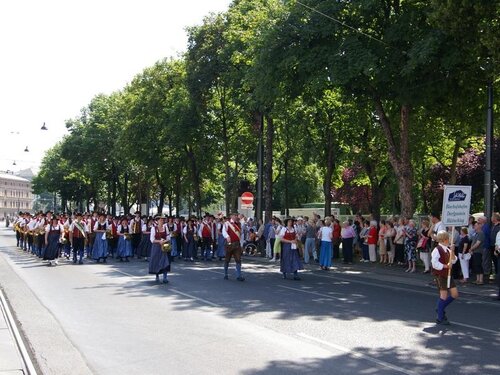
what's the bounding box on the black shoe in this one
[293,276,301,281]
[282,273,287,279]
[223,275,229,280]
[162,279,169,284]
[236,276,245,282]
[103,258,107,264]
[78,260,83,265]
[436,318,450,325]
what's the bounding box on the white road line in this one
[277,284,346,301]
[312,272,500,307]
[111,268,221,308]
[450,322,500,336]
[297,332,420,375]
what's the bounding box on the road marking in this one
[450,322,500,336]
[168,288,221,308]
[311,272,500,307]
[297,332,419,375]
[277,284,346,301]
[111,268,221,308]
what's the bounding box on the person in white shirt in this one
[431,230,458,325]
[69,213,88,264]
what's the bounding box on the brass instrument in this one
[105,230,113,239]
[161,241,172,252]
[193,234,200,242]
[124,233,131,240]
[171,231,178,238]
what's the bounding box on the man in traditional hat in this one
[222,212,245,281]
[199,213,214,261]
[70,213,88,264]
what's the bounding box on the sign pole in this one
[447,226,455,289]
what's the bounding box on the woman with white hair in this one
[405,219,418,273]
[318,218,333,270]
[341,221,356,264]
[367,221,378,263]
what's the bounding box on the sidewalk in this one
[248,255,500,300]
[0,288,27,375]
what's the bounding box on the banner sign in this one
[441,185,472,226]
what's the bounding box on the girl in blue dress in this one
[149,216,170,283]
[92,213,109,263]
[117,218,132,262]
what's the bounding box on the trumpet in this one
[162,241,172,252]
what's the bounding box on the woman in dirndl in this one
[117,218,132,262]
[137,218,153,260]
[92,214,109,263]
[166,217,178,258]
[43,216,62,266]
[149,216,170,283]
[215,216,225,260]
[279,218,303,280]
[183,219,196,261]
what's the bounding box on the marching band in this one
[12,211,253,283]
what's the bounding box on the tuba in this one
[162,241,171,252]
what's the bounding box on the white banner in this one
[441,185,472,226]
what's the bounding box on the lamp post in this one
[484,80,494,222]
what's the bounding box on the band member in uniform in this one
[92,213,109,263]
[149,216,171,283]
[222,213,245,281]
[199,214,214,261]
[130,212,143,258]
[183,219,196,261]
[137,217,154,260]
[86,212,98,258]
[107,216,119,258]
[44,216,62,266]
[431,230,459,325]
[70,213,87,264]
[280,218,303,280]
[215,216,226,261]
[15,212,24,247]
[117,217,132,262]
[166,217,178,259]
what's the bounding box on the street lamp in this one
[24,146,29,152]
[41,122,48,130]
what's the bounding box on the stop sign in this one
[241,192,254,205]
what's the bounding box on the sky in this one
[0,0,232,174]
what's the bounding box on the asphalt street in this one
[0,228,499,375]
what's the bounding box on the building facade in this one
[0,173,33,217]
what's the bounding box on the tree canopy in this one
[33,0,500,217]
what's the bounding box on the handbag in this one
[416,236,428,250]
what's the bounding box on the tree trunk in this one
[323,130,334,217]
[264,115,274,221]
[175,173,181,217]
[219,90,232,217]
[155,170,166,216]
[449,135,462,185]
[374,99,414,218]
[185,145,202,217]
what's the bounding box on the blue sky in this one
[0,0,231,172]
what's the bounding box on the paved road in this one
[0,228,499,375]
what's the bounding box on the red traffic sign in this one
[241,192,254,205]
